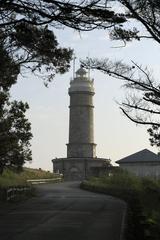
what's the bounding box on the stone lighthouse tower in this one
[67,66,96,158]
[52,66,110,180]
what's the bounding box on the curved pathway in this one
[0,182,126,240]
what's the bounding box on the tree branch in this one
[122,102,160,115]
[120,107,160,126]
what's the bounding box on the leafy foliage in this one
[111,0,160,44]
[0,23,73,86]
[0,93,32,173]
[148,126,160,148]
[0,0,127,86]
[0,44,20,90]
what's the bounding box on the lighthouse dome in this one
[76,67,87,77]
[69,66,94,93]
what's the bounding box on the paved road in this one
[0,182,126,240]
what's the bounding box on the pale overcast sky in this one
[10,27,160,171]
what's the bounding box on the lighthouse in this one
[52,66,110,180]
[67,66,96,158]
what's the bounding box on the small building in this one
[116,149,160,178]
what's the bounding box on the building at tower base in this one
[52,66,110,181]
[52,158,110,181]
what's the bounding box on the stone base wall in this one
[52,158,110,181]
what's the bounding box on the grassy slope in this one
[0,168,57,188]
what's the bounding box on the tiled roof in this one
[116,149,160,164]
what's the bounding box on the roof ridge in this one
[116,148,160,164]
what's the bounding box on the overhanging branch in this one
[120,107,160,126]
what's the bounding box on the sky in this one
[10,26,160,171]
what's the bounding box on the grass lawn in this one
[0,167,57,188]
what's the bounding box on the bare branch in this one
[122,102,160,115]
[120,107,160,126]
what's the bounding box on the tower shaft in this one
[67,67,96,158]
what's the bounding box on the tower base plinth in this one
[52,158,110,181]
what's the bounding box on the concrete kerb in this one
[27,177,62,184]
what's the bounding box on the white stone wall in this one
[69,105,94,143]
[119,162,160,178]
[67,143,96,158]
[67,90,96,158]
